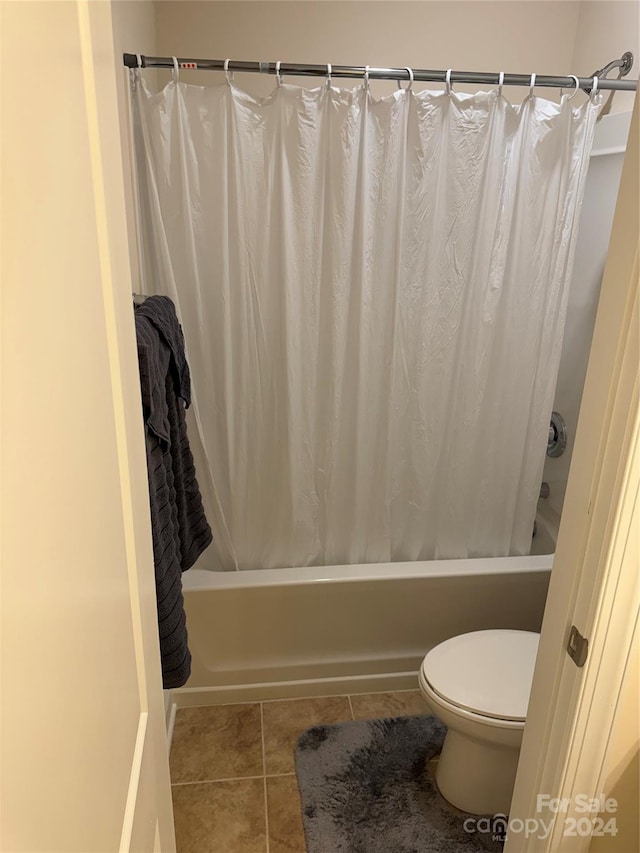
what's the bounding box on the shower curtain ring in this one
[172,56,180,83]
[397,67,413,90]
[224,58,234,84]
[132,54,144,88]
[326,63,332,86]
[275,60,283,87]
[561,74,580,100]
[591,75,600,98]
[364,64,370,91]
[445,68,453,95]
[529,73,536,98]
[497,71,504,97]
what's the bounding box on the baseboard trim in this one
[172,670,420,707]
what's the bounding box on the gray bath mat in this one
[295,715,504,853]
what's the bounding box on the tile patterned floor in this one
[170,690,430,853]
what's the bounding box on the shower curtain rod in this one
[123,52,637,92]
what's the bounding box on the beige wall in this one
[112,0,157,93]
[112,0,157,102]
[153,1,582,101]
[111,0,157,292]
[152,1,638,104]
[113,0,156,55]
[572,1,639,115]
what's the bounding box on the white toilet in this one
[419,629,539,816]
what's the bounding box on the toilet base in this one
[435,728,520,815]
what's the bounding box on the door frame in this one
[506,98,639,852]
[78,1,176,849]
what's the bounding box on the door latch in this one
[567,625,589,667]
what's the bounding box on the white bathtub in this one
[174,511,554,707]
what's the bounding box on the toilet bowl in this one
[419,629,539,816]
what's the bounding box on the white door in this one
[507,99,639,851]
[1,2,175,850]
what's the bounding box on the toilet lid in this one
[421,630,539,721]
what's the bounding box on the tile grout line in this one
[172,773,295,787]
[347,695,355,720]
[260,701,270,853]
[259,700,267,776]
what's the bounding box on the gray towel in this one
[135,296,212,688]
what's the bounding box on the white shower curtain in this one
[132,73,598,571]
